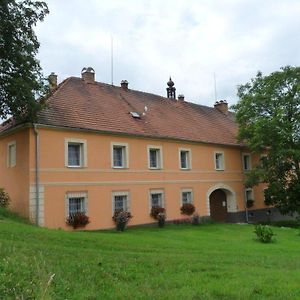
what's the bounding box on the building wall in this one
[26,127,267,229]
[0,128,30,217]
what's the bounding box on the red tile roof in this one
[2,77,241,146]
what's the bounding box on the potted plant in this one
[180,203,195,216]
[66,212,90,229]
[112,210,132,232]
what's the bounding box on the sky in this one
[36,0,300,107]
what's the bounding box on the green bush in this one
[254,224,275,243]
[0,188,10,208]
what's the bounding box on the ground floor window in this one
[150,190,164,208]
[112,191,130,213]
[66,192,88,216]
[181,189,193,205]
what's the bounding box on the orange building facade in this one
[0,68,275,229]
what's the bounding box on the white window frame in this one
[214,151,225,171]
[65,138,87,168]
[242,153,252,171]
[7,140,16,168]
[181,188,193,205]
[112,191,130,214]
[179,148,192,170]
[149,189,165,210]
[147,145,163,169]
[245,188,254,202]
[65,191,88,217]
[111,142,129,169]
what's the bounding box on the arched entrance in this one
[209,189,228,222]
[207,184,237,222]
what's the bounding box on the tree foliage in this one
[233,66,300,215]
[0,0,49,122]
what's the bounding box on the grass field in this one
[0,209,300,300]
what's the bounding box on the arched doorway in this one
[207,184,237,222]
[209,189,228,222]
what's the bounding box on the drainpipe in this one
[245,197,249,223]
[33,124,40,225]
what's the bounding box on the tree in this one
[233,66,300,216]
[0,0,49,122]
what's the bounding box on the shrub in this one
[0,188,10,208]
[157,212,166,228]
[112,210,132,231]
[150,206,165,220]
[66,212,90,229]
[191,213,200,225]
[180,203,195,216]
[254,224,275,243]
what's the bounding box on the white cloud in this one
[36,0,300,107]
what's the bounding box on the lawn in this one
[0,210,300,300]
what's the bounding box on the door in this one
[209,189,228,222]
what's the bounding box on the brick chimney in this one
[121,80,128,90]
[48,72,57,91]
[178,94,185,101]
[81,67,95,83]
[214,100,228,115]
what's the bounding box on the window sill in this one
[112,166,128,169]
[67,165,85,168]
[149,167,163,170]
[215,169,225,171]
[180,168,191,171]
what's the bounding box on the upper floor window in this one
[214,151,225,170]
[112,191,130,213]
[66,191,87,216]
[242,153,251,171]
[181,189,193,205]
[148,146,163,169]
[179,148,191,169]
[65,138,87,168]
[112,143,128,168]
[150,189,164,208]
[7,141,16,168]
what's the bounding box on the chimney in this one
[178,94,185,101]
[81,67,95,83]
[166,77,176,99]
[48,72,57,91]
[214,100,228,115]
[121,80,129,90]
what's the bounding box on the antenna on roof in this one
[111,35,114,85]
[214,72,218,101]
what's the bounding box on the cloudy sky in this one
[36,0,300,107]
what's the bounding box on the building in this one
[0,67,277,230]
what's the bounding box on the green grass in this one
[0,211,300,299]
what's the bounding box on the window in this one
[214,152,225,170]
[242,153,251,171]
[66,192,87,216]
[179,148,191,169]
[7,141,16,167]
[65,139,87,167]
[148,146,162,169]
[245,188,254,202]
[181,189,193,205]
[112,191,129,213]
[150,190,164,208]
[112,143,128,168]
